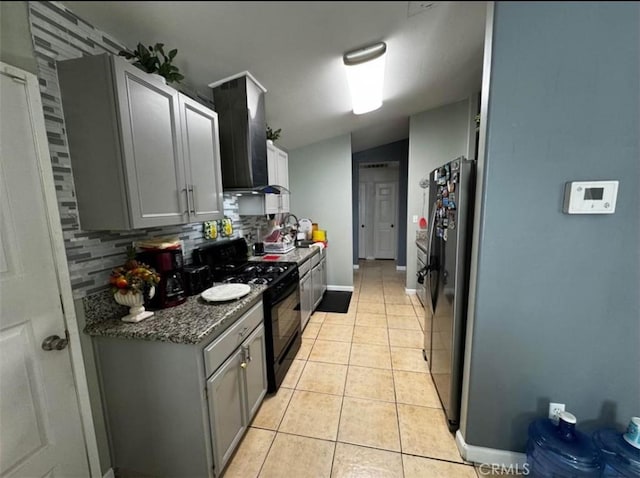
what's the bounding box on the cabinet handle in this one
[238,326,249,338]
[240,344,252,365]
[188,185,196,215]
[182,187,191,215]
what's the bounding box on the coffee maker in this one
[136,248,187,309]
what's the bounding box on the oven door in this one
[270,280,301,361]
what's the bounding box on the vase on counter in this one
[114,286,155,323]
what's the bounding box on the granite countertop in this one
[249,246,320,265]
[84,284,267,345]
[416,239,428,252]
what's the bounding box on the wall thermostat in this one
[563,180,619,214]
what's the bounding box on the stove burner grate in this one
[248,277,269,285]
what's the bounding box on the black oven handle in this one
[269,278,298,307]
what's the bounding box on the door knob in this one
[391,224,394,228]
[361,224,365,228]
[42,335,68,351]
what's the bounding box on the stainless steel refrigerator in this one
[422,156,475,431]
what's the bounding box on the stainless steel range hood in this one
[225,184,290,196]
[210,71,281,194]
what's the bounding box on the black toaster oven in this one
[183,265,211,296]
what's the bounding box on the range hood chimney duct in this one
[209,72,268,191]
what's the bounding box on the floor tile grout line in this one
[400,449,474,467]
[270,386,295,432]
[252,426,277,478]
[328,335,352,477]
[385,305,407,470]
[392,268,410,478]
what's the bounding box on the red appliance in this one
[136,248,187,309]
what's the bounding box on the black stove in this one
[220,263,296,285]
[193,238,301,393]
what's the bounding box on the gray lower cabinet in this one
[207,348,246,472]
[311,253,327,311]
[207,322,267,473]
[300,271,313,330]
[243,324,268,419]
[320,256,327,296]
[57,53,223,230]
[96,300,266,477]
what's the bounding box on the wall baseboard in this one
[396,266,406,271]
[366,256,375,260]
[455,431,527,467]
[103,468,115,478]
[327,285,354,292]
[405,288,417,295]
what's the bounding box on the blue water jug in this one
[593,428,640,477]
[526,411,603,477]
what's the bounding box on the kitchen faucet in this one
[281,213,299,229]
[280,213,299,242]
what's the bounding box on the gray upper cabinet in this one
[57,54,223,230]
[178,95,224,222]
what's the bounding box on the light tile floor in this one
[222,260,485,477]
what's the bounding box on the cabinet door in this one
[320,258,327,295]
[112,58,186,228]
[311,265,322,310]
[300,274,312,330]
[265,143,279,214]
[178,94,224,222]
[242,324,268,421]
[276,149,290,212]
[207,348,246,473]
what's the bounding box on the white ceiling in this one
[62,1,486,153]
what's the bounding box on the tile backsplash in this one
[27,1,273,299]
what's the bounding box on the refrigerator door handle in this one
[425,206,439,311]
[425,206,438,267]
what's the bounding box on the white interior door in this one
[0,67,89,477]
[358,183,367,259]
[373,181,398,259]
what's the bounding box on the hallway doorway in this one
[357,163,399,260]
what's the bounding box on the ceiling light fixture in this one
[343,41,387,115]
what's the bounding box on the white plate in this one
[201,284,251,302]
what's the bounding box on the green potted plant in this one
[266,124,281,143]
[118,43,185,84]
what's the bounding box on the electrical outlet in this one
[412,215,419,223]
[549,402,565,422]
